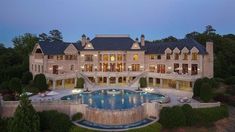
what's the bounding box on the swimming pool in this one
[61,89,165,110]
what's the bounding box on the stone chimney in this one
[203,40,214,78]
[141,34,145,46]
[81,34,86,47]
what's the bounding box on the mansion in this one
[29,34,213,91]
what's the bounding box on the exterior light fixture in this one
[168,66,172,70]
[81,54,84,57]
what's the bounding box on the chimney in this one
[81,34,86,47]
[206,40,213,56]
[141,34,145,46]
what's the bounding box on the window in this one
[48,55,53,59]
[117,54,122,61]
[133,54,139,61]
[84,64,93,72]
[174,53,179,60]
[182,64,188,74]
[65,55,77,60]
[110,54,116,61]
[85,55,93,61]
[157,64,165,73]
[149,55,155,60]
[174,63,179,73]
[35,65,37,71]
[149,65,155,72]
[192,52,198,60]
[157,55,161,60]
[183,53,188,60]
[57,55,63,60]
[70,65,74,71]
[166,53,171,60]
[99,54,102,61]
[38,65,40,73]
[132,64,140,71]
[103,54,108,61]
[191,64,198,75]
[41,65,44,73]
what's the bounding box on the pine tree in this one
[9,94,40,132]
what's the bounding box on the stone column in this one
[160,79,163,88]
[53,80,56,90]
[75,78,77,87]
[62,79,65,88]
[116,77,118,84]
[153,78,156,87]
[176,80,179,90]
[107,77,110,85]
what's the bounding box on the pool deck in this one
[29,87,198,105]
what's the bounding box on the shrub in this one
[225,76,235,85]
[159,106,186,128]
[193,78,203,97]
[33,74,48,92]
[200,82,213,102]
[9,77,22,94]
[38,110,72,132]
[181,104,196,126]
[8,94,40,132]
[226,85,235,96]
[194,105,229,125]
[139,77,147,88]
[21,71,33,85]
[75,78,84,89]
[72,113,83,121]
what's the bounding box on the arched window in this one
[133,54,139,61]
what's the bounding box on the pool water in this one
[61,89,165,110]
[76,118,154,130]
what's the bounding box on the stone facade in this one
[29,34,213,91]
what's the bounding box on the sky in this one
[0,0,235,47]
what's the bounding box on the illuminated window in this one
[48,55,53,59]
[57,55,63,60]
[85,54,93,61]
[183,53,188,60]
[87,44,91,48]
[103,54,108,61]
[149,55,155,60]
[110,54,116,61]
[133,54,139,61]
[117,54,122,61]
[192,52,198,60]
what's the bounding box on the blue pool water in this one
[76,118,154,130]
[61,89,165,110]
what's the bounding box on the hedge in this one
[159,105,228,128]
[75,78,84,89]
[139,77,147,88]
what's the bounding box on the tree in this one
[193,78,203,97]
[9,77,22,94]
[200,82,213,102]
[182,104,196,126]
[49,29,63,42]
[139,77,147,88]
[162,36,177,42]
[38,33,49,41]
[185,31,200,39]
[33,74,48,92]
[76,78,84,88]
[9,94,40,132]
[22,71,33,85]
[204,25,216,35]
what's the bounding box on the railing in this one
[128,71,147,87]
[79,72,95,89]
[159,102,221,109]
[148,72,202,81]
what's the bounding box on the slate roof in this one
[37,37,207,55]
[88,37,143,51]
[144,39,207,54]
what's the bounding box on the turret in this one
[81,34,86,47]
[141,34,145,46]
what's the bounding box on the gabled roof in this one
[144,39,207,54]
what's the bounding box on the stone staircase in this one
[79,72,95,89]
[128,71,147,87]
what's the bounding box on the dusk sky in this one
[1,0,235,47]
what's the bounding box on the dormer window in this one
[149,55,155,60]
[192,52,198,60]
[175,53,179,60]
[183,53,188,60]
[166,53,171,60]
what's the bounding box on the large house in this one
[29,34,213,91]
